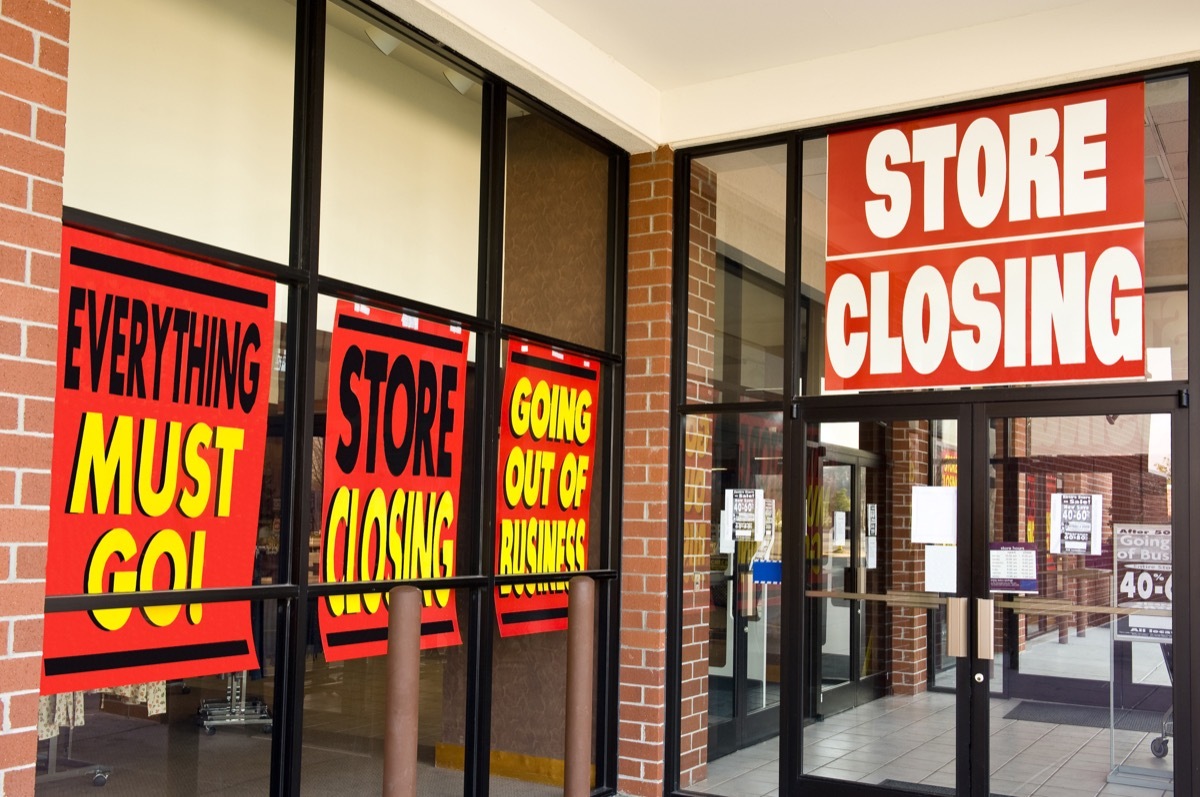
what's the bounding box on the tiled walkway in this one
[689,692,1174,797]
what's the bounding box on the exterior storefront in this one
[0,2,1198,797]
[667,72,1197,797]
[1,1,628,794]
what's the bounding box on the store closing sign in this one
[43,227,274,693]
[495,343,599,636]
[318,302,467,660]
[825,83,1145,391]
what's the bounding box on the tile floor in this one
[688,691,1174,797]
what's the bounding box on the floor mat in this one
[1002,701,1165,732]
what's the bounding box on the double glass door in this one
[802,398,1181,797]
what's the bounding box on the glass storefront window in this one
[503,102,612,351]
[300,593,467,795]
[679,411,783,794]
[686,147,787,404]
[319,2,482,314]
[64,0,295,264]
[36,601,278,794]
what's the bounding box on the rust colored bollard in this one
[382,586,422,797]
[564,576,595,797]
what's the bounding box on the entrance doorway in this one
[799,398,1180,796]
[807,444,887,717]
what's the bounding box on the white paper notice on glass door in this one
[924,545,957,593]
[719,509,734,553]
[911,485,957,544]
[1049,493,1102,555]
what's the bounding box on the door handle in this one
[977,598,995,660]
[947,597,968,658]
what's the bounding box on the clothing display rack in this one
[37,724,111,787]
[196,671,271,735]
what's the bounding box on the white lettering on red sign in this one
[825,84,1145,391]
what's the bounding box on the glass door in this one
[983,403,1179,796]
[705,412,784,761]
[809,447,887,716]
[799,399,1183,797]
[802,412,966,793]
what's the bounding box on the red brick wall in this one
[0,0,68,793]
[887,421,930,695]
[619,145,674,796]
[678,161,716,787]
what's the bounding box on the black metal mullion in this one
[461,75,508,797]
[663,146,694,795]
[1178,59,1200,797]
[594,145,629,792]
[781,131,805,793]
[964,402,988,797]
[272,1,325,794]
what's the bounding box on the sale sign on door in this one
[825,84,1145,391]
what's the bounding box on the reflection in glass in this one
[299,594,466,795]
[686,147,787,404]
[36,602,277,795]
[988,414,1174,792]
[682,412,783,793]
[503,103,611,351]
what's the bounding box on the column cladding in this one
[0,0,69,794]
[678,160,717,787]
[618,146,674,796]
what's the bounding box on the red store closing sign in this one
[825,83,1145,392]
[317,302,467,660]
[43,227,275,693]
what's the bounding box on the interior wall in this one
[63,0,295,264]
[64,0,483,322]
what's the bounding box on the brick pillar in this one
[619,146,674,796]
[0,1,69,794]
[678,159,716,788]
[887,421,930,695]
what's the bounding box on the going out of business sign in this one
[825,84,1145,391]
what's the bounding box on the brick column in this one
[0,1,68,793]
[619,145,674,796]
[678,161,716,787]
[887,421,930,695]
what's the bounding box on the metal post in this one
[564,576,595,797]
[383,586,422,797]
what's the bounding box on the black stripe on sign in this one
[325,621,456,648]
[511,351,596,382]
[43,640,250,676]
[500,607,569,626]
[69,247,270,308]
[337,313,464,353]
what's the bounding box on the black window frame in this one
[47,0,628,794]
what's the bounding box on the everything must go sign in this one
[825,83,1145,391]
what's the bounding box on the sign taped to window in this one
[43,227,275,693]
[317,301,468,660]
[494,342,599,637]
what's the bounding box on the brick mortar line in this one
[0,18,70,48]
[0,287,60,303]
[0,426,53,437]
[0,202,66,224]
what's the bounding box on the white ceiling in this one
[525,0,1083,91]
[382,0,1200,152]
